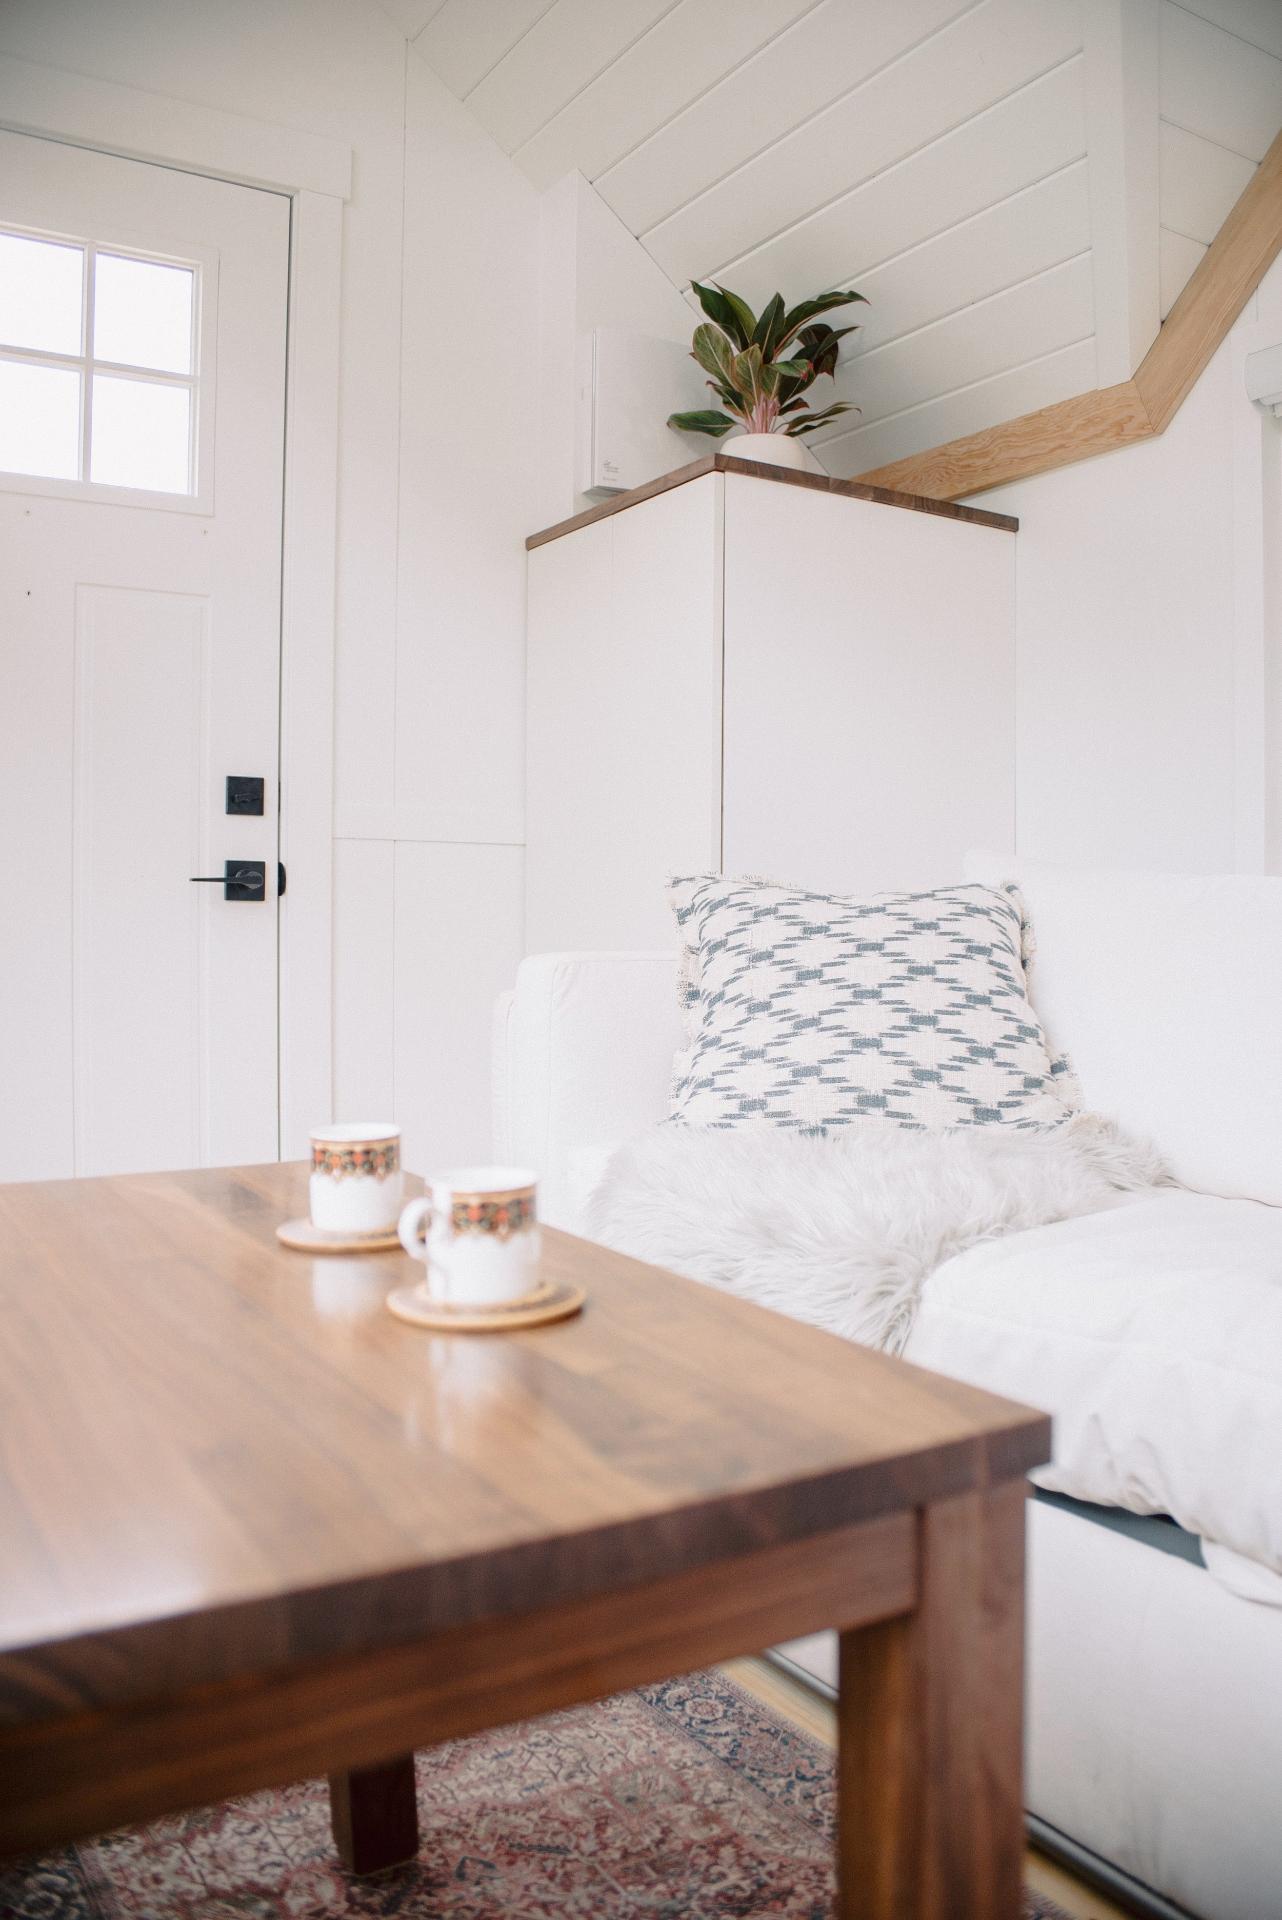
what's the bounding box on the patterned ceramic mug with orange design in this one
[309,1124,403,1234]
[397,1166,540,1307]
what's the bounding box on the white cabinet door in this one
[526,474,724,951]
[0,132,288,1178]
[721,475,1015,895]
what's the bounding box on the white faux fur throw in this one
[585,1116,1167,1354]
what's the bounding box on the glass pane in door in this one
[89,374,191,492]
[0,358,81,478]
[94,253,194,374]
[0,232,83,356]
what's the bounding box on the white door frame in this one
[0,54,347,1156]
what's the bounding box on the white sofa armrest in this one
[492,952,681,1229]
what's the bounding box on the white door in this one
[0,131,289,1179]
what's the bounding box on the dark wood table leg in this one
[836,1479,1027,1919]
[329,1754,419,1874]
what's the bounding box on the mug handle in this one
[397,1193,436,1260]
[398,1189,452,1302]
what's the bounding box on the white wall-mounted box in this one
[576,327,707,496]
[1244,341,1282,416]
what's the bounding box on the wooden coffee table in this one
[0,1162,1049,1916]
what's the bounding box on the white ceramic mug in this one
[398,1166,540,1307]
[309,1123,403,1234]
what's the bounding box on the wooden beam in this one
[852,382,1152,501]
[1135,123,1282,430]
[852,123,1282,501]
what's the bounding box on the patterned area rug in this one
[5,1668,1070,1918]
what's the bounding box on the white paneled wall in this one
[596,1,976,240]
[1158,0,1282,315]
[408,0,1100,476]
[408,0,1282,477]
[707,62,1088,320]
[331,52,537,1169]
[391,843,524,1176]
[638,0,1081,287]
[0,0,537,1173]
[979,256,1282,876]
[536,171,698,528]
[512,0,818,192]
[390,55,537,848]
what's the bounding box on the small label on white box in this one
[579,329,708,497]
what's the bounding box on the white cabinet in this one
[526,459,1016,952]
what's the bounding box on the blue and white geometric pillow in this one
[668,873,1077,1133]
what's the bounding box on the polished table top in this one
[0,1161,1049,1728]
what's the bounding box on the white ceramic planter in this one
[723,431,811,471]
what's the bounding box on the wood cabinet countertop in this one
[526,450,1019,549]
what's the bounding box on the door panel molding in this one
[1,56,345,1155]
[72,586,210,1172]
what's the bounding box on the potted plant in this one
[668,280,867,471]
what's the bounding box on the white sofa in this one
[493,858,1282,1920]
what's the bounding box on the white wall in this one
[331,49,539,1176]
[1158,0,1282,317]
[405,0,1282,479]
[407,0,1105,483]
[0,0,710,1174]
[536,170,697,528]
[0,0,541,1173]
[980,257,1282,876]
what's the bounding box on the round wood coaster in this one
[276,1217,401,1254]
[386,1277,585,1334]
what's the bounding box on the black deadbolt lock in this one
[225,775,265,816]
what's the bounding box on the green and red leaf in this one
[678,280,866,440]
[668,408,738,437]
[689,280,754,348]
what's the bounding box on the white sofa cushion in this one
[965,853,1282,1204]
[905,1189,1282,1575]
[668,872,1074,1133]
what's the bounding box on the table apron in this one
[0,1507,917,1860]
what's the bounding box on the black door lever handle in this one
[188,861,267,900]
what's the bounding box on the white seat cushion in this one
[905,1189,1282,1575]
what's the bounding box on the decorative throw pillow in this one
[668,873,1076,1133]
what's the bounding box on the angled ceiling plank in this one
[1083,0,1159,384]
[852,122,1282,497]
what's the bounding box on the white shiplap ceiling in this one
[389,0,1282,478]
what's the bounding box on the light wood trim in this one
[854,124,1282,501]
[853,382,1152,500]
[0,1510,915,1858]
[1136,122,1282,430]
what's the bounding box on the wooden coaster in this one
[386,1277,585,1334]
[276,1218,401,1254]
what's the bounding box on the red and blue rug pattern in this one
[3,1668,1070,1918]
